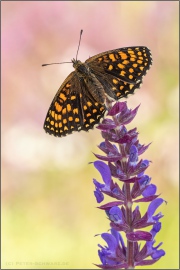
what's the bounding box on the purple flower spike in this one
[92,101,165,268]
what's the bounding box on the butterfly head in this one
[72,58,81,67]
[72,58,90,77]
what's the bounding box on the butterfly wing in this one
[86,46,152,99]
[43,71,106,137]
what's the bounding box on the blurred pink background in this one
[2,2,179,269]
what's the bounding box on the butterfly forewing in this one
[44,46,152,137]
[86,46,152,99]
[44,72,106,137]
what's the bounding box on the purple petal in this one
[101,233,118,251]
[109,206,123,224]
[147,198,164,221]
[94,189,104,203]
[150,222,162,238]
[129,145,138,163]
[94,161,112,185]
[151,249,165,259]
[142,184,156,197]
[139,175,151,190]
[108,102,127,116]
[93,179,105,189]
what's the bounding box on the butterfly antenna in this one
[76,29,83,60]
[42,62,71,67]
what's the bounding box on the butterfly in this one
[43,33,152,137]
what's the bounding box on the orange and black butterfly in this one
[43,30,152,137]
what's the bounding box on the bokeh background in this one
[2,1,179,269]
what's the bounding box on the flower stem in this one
[124,182,134,269]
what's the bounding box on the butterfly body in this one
[73,59,107,104]
[44,46,152,137]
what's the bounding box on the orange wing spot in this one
[116,92,121,97]
[137,51,142,56]
[55,102,62,112]
[73,108,78,114]
[138,56,143,60]
[71,96,76,100]
[50,120,54,126]
[139,66,144,71]
[130,57,136,62]
[108,64,113,71]
[66,83,71,88]
[87,113,91,117]
[55,123,58,128]
[118,63,125,69]
[64,126,68,131]
[59,93,66,101]
[144,62,147,66]
[46,117,50,121]
[100,106,104,111]
[63,119,67,124]
[103,55,108,61]
[120,86,124,90]
[75,118,80,122]
[98,57,103,62]
[67,104,71,112]
[133,63,138,68]
[62,108,67,114]
[51,111,55,117]
[128,50,135,55]
[59,123,62,128]
[83,105,87,110]
[85,124,90,128]
[89,119,95,123]
[55,113,58,120]
[50,127,55,131]
[113,79,118,84]
[58,114,62,120]
[129,68,134,73]
[129,75,133,80]
[93,109,97,113]
[119,52,128,59]
[69,116,73,121]
[122,60,129,65]
[87,101,92,107]
[109,53,116,61]
[71,126,74,129]
[80,93,82,98]
[137,60,143,64]
[120,70,126,76]
[129,84,134,90]
[95,102,99,106]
